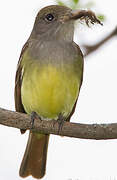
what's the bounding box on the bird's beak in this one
[65,9,103,26]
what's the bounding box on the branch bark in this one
[0,107,117,140]
[84,26,117,57]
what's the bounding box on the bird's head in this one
[30,5,102,42]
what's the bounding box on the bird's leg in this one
[30,111,42,129]
[57,113,65,134]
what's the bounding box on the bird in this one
[15,5,101,179]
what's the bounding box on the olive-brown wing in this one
[15,42,29,133]
[67,43,84,122]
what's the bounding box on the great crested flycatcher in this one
[15,5,101,179]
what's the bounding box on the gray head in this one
[30,5,75,41]
[30,5,102,42]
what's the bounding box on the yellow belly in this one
[21,62,80,120]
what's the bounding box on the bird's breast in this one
[21,50,82,120]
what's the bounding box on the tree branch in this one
[1,107,117,140]
[83,26,117,57]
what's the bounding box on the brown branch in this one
[83,26,117,57]
[1,107,117,140]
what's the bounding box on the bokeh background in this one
[0,0,117,180]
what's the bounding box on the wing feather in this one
[67,42,84,122]
[15,41,29,133]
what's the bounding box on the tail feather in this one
[19,132,49,179]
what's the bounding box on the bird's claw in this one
[57,113,65,134]
[30,112,42,130]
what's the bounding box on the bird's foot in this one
[56,113,65,134]
[30,112,42,130]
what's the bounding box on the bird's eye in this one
[45,14,54,21]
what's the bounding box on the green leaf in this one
[73,0,79,4]
[57,1,66,6]
[97,15,105,21]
